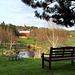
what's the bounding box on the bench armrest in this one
[42,53,49,58]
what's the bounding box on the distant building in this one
[19,31,30,37]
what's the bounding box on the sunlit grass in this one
[18,38,36,46]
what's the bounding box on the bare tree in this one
[36,20,67,48]
[0,26,18,50]
[6,28,18,50]
[0,27,6,45]
[0,27,3,44]
[28,29,38,40]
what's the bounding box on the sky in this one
[0,0,45,28]
[0,0,75,30]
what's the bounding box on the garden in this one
[0,0,75,75]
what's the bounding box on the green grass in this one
[18,38,48,50]
[0,56,75,75]
[64,37,75,46]
[18,38,36,46]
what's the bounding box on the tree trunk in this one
[10,33,13,50]
[0,40,2,45]
[10,43,12,50]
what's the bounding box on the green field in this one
[0,56,75,75]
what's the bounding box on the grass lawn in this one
[18,38,36,46]
[0,56,75,75]
[64,37,75,46]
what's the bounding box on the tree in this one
[0,22,5,28]
[6,27,18,50]
[0,22,20,37]
[22,0,75,27]
[0,27,8,45]
[8,24,20,37]
[28,29,38,40]
[36,20,67,48]
[0,26,18,49]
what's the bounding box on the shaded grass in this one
[0,56,75,75]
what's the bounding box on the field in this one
[0,56,75,75]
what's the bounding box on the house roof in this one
[19,31,30,33]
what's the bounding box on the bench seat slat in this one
[52,53,72,55]
[52,47,75,50]
[44,57,75,61]
[52,51,72,52]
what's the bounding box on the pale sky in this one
[0,0,75,30]
[0,0,44,28]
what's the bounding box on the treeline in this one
[16,25,38,31]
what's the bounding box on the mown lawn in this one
[0,56,75,75]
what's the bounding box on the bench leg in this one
[49,61,51,70]
[71,60,74,65]
[12,57,14,61]
[42,57,44,68]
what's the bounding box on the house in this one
[19,31,30,38]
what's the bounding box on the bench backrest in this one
[50,47,75,58]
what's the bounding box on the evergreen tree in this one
[22,0,75,27]
[0,22,5,28]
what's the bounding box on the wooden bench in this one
[42,47,75,70]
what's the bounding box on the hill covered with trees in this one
[0,22,38,36]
